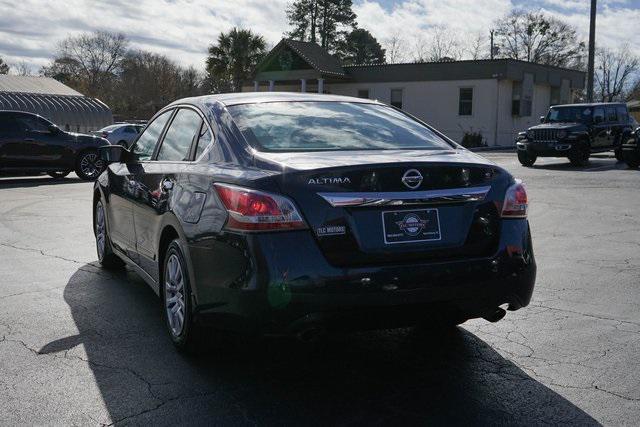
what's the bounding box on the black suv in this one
[516,103,634,167]
[0,110,110,180]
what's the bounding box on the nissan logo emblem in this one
[401,169,423,189]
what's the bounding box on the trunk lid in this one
[261,150,508,267]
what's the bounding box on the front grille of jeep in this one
[532,129,559,142]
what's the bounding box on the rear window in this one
[227,101,453,152]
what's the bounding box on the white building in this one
[245,39,586,146]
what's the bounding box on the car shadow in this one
[0,175,85,188]
[40,264,599,425]
[529,158,628,172]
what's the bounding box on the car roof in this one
[551,102,627,108]
[0,110,40,117]
[167,92,383,110]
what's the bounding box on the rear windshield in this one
[227,101,453,152]
[546,107,593,123]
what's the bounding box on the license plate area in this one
[382,209,441,244]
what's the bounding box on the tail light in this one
[214,183,307,231]
[501,180,528,218]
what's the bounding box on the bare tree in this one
[494,10,584,67]
[43,31,128,98]
[384,32,408,63]
[426,26,463,61]
[466,32,488,60]
[594,45,639,102]
[13,61,33,76]
[412,34,429,63]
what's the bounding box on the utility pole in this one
[586,0,597,102]
[490,30,495,60]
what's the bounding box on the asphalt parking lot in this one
[0,152,639,425]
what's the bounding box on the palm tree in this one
[205,28,267,93]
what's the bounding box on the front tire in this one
[517,151,537,167]
[162,240,199,352]
[624,151,640,169]
[94,199,124,269]
[76,150,104,181]
[569,144,590,167]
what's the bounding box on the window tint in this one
[616,106,629,123]
[593,107,605,123]
[123,126,137,134]
[606,106,617,122]
[459,88,473,116]
[194,122,213,160]
[132,110,172,161]
[156,108,202,161]
[15,115,50,132]
[0,114,20,133]
[228,101,453,152]
[546,106,592,123]
[390,89,403,109]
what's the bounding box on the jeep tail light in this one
[214,183,307,231]
[501,180,528,218]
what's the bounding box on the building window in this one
[390,89,403,109]
[357,89,370,99]
[458,88,473,116]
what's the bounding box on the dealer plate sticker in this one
[382,209,441,244]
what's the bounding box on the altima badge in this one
[401,169,423,189]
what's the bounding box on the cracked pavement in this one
[1,153,639,425]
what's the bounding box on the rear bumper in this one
[190,219,536,334]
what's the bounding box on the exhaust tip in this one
[483,307,507,323]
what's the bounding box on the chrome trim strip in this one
[318,186,491,207]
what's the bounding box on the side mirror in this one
[539,116,545,123]
[99,145,129,164]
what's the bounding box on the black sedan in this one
[0,110,108,180]
[93,93,536,350]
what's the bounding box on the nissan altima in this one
[93,92,536,350]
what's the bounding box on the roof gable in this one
[255,39,345,78]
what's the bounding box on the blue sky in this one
[0,0,637,72]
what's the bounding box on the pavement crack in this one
[529,303,640,328]
[0,241,84,264]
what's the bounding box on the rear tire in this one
[517,151,537,167]
[47,170,71,179]
[94,199,124,270]
[162,240,200,352]
[75,150,104,181]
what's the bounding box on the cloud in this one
[0,0,637,74]
[0,0,289,71]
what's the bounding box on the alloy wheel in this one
[165,254,186,336]
[80,153,104,179]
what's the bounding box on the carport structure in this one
[0,75,112,133]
